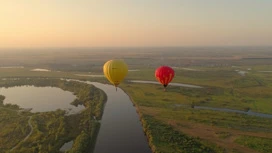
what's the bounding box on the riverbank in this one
[120,82,272,153]
[120,85,222,153]
[120,87,156,152]
[1,63,272,153]
[82,81,151,153]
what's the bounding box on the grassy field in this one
[1,64,272,153]
[1,48,272,153]
[0,107,30,152]
[123,68,272,114]
[120,64,272,153]
[235,135,272,153]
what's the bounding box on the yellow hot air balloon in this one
[103,59,128,90]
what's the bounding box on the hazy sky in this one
[0,0,271,48]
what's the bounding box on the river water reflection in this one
[87,81,151,153]
[66,79,151,153]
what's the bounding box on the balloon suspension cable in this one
[163,84,167,92]
[115,85,117,91]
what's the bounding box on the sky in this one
[0,0,271,48]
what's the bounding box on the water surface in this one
[0,86,83,114]
[194,106,272,118]
[66,79,151,153]
[259,71,272,73]
[130,80,203,88]
[31,68,51,72]
[60,141,74,152]
[175,104,272,118]
[89,81,151,153]
[74,74,105,77]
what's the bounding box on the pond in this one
[236,70,248,76]
[0,86,84,114]
[60,141,74,152]
[31,68,51,72]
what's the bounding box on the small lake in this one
[129,80,203,88]
[236,70,248,76]
[31,68,51,72]
[0,86,84,114]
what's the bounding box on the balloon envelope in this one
[103,59,128,87]
[155,66,175,88]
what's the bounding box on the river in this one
[66,80,151,153]
[3,78,271,152]
[64,79,272,152]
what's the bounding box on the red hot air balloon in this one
[155,66,175,90]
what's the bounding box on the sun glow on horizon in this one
[0,0,272,48]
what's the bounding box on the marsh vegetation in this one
[0,78,106,153]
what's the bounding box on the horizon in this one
[1,45,272,49]
[1,1,272,48]
[0,46,272,55]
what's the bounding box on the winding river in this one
[66,79,272,152]
[4,78,270,152]
[67,80,152,153]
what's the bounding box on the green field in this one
[1,48,272,153]
[120,65,272,153]
[1,64,272,153]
